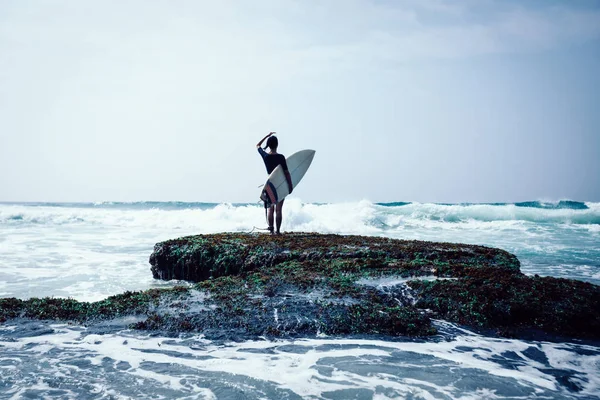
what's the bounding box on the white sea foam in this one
[1,200,598,232]
[1,323,598,399]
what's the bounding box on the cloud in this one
[0,0,599,202]
[280,1,600,66]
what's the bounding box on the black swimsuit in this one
[258,148,288,174]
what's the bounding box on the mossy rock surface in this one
[149,232,520,281]
[408,268,600,339]
[2,233,598,341]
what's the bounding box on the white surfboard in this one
[260,149,316,206]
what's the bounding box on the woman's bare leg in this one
[275,199,284,234]
[267,205,275,234]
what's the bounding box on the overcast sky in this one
[1,0,599,203]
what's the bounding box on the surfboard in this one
[260,149,316,206]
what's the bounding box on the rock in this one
[149,232,520,282]
[409,269,600,339]
[2,233,599,341]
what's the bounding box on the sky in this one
[1,0,599,203]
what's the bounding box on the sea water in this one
[0,200,599,399]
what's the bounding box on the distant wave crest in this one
[378,200,589,210]
[514,200,589,210]
[0,201,598,231]
[374,201,599,225]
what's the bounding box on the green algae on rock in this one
[0,288,185,325]
[149,232,520,282]
[147,232,599,340]
[1,232,599,340]
[408,268,600,339]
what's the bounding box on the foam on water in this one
[0,203,269,300]
[0,322,598,399]
[1,200,598,228]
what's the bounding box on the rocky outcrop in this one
[149,232,520,281]
[2,233,599,341]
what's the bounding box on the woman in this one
[256,132,293,235]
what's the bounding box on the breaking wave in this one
[374,201,600,226]
[0,200,598,230]
[379,200,590,210]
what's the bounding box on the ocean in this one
[0,200,599,399]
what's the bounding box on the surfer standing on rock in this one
[257,132,293,235]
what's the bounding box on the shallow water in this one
[1,321,599,399]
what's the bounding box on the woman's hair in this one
[265,136,278,150]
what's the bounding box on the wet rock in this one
[1,233,598,341]
[149,232,520,282]
[409,269,600,339]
